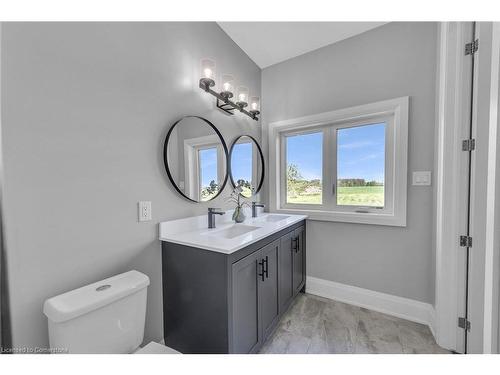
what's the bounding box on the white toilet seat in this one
[134,341,181,354]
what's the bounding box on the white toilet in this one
[43,270,179,354]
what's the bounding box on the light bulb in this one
[249,96,260,115]
[220,74,234,99]
[200,58,216,88]
[236,86,249,107]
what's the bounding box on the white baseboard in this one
[306,276,436,336]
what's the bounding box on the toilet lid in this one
[135,342,181,354]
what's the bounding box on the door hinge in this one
[465,39,479,55]
[460,235,472,247]
[462,139,476,151]
[458,317,471,331]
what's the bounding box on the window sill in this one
[274,208,407,227]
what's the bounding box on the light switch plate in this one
[138,201,152,222]
[412,171,432,186]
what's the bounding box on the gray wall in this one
[1,22,261,349]
[262,22,438,303]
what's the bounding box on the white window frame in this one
[268,97,408,226]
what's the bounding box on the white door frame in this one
[434,21,474,352]
[434,21,500,353]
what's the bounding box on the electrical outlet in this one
[412,171,432,186]
[138,201,152,222]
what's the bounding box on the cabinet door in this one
[279,231,294,313]
[292,226,305,294]
[260,240,280,340]
[231,250,262,354]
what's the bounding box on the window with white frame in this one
[183,135,224,202]
[197,146,219,201]
[269,97,408,226]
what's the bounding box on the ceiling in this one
[217,22,388,68]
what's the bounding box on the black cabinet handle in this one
[264,256,269,279]
[292,237,299,253]
[258,259,265,281]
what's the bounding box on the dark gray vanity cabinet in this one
[161,220,306,354]
[231,239,280,354]
[231,249,261,354]
[292,226,306,294]
[278,232,294,313]
[258,240,280,341]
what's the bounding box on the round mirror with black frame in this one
[163,116,229,203]
[229,135,265,198]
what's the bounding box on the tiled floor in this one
[259,293,450,354]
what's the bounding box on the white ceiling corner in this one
[217,22,388,68]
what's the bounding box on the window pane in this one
[199,147,218,201]
[337,123,385,207]
[286,131,323,204]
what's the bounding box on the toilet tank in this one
[43,270,150,354]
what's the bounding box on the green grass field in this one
[287,186,384,206]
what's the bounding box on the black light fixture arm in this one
[199,80,259,121]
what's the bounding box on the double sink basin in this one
[159,212,308,254]
[205,215,291,239]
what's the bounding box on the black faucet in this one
[252,202,265,218]
[208,208,225,228]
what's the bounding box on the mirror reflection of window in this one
[164,116,228,202]
[231,141,254,197]
[198,147,219,201]
[184,138,223,202]
[229,135,264,198]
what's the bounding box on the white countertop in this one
[159,209,307,254]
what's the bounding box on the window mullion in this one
[330,126,338,211]
[322,127,334,210]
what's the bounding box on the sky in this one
[199,148,218,187]
[286,122,386,183]
[286,132,323,180]
[230,142,253,183]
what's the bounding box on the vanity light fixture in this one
[199,59,259,121]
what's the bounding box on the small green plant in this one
[226,186,250,223]
[236,179,254,198]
